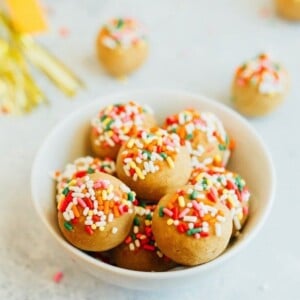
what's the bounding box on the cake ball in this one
[189,166,250,235]
[57,172,137,251]
[112,205,176,271]
[232,53,289,117]
[116,128,192,202]
[164,109,232,168]
[152,186,232,266]
[275,0,300,21]
[90,101,156,159]
[53,156,116,201]
[96,17,148,77]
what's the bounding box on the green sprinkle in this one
[130,233,136,241]
[87,167,95,174]
[202,178,208,190]
[187,228,202,236]
[189,190,198,200]
[225,135,229,146]
[127,192,135,201]
[133,217,140,226]
[274,63,281,71]
[186,134,193,140]
[105,119,114,130]
[171,128,177,133]
[235,176,244,192]
[62,187,69,196]
[142,150,151,159]
[146,213,152,221]
[64,221,73,231]
[139,201,146,208]
[159,206,164,217]
[218,144,226,151]
[160,152,167,160]
[116,19,124,28]
[100,115,107,122]
[101,164,111,169]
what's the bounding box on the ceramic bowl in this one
[31,90,275,290]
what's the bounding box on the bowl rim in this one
[31,88,276,279]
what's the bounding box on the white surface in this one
[31,90,275,290]
[0,0,299,299]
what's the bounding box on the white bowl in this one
[31,89,275,290]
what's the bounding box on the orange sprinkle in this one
[104,201,109,214]
[113,205,120,217]
[72,205,80,218]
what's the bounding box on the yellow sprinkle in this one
[99,226,105,231]
[145,220,151,226]
[167,218,173,225]
[178,196,185,208]
[107,184,113,194]
[68,179,76,186]
[166,157,175,168]
[157,138,163,146]
[127,139,135,148]
[88,211,94,216]
[91,224,97,230]
[107,131,113,137]
[102,118,111,126]
[206,179,212,186]
[228,197,235,207]
[136,168,145,180]
[214,155,221,164]
[196,174,204,182]
[102,190,107,200]
[238,212,243,220]
[129,161,137,169]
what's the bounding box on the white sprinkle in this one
[112,227,118,234]
[108,213,114,223]
[183,216,197,223]
[215,223,222,237]
[129,243,135,251]
[134,239,141,248]
[63,211,71,221]
[233,215,242,230]
[83,207,89,216]
[133,226,139,234]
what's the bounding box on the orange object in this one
[6,0,47,33]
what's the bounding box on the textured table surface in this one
[1,0,300,299]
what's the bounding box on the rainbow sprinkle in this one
[91,101,153,149]
[164,109,231,168]
[159,188,227,239]
[101,17,146,49]
[52,156,116,202]
[189,166,250,231]
[57,175,136,235]
[120,128,181,181]
[235,53,287,95]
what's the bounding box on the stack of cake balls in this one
[53,101,250,271]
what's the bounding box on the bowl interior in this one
[31,90,275,280]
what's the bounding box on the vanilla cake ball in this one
[232,53,289,117]
[96,17,148,77]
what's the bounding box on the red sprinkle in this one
[200,231,209,238]
[53,271,64,283]
[59,192,73,212]
[143,244,155,251]
[85,225,94,235]
[84,198,93,209]
[207,187,218,202]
